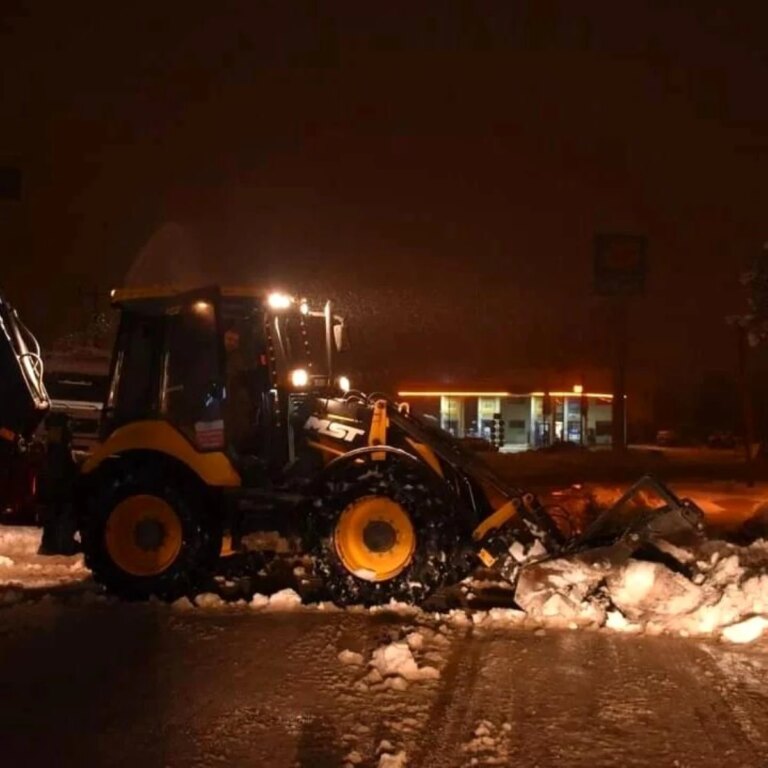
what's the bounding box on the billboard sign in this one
[594,233,647,296]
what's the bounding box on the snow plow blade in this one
[484,475,706,582]
[565,475,706,557]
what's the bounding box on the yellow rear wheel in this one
[334,495,416,581]
[105,494,183,577]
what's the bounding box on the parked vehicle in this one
[655,429,680,447]
[706,430,737,449]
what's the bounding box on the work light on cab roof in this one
[267,291,294,310]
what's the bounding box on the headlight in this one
[338,375,351,393]
[291,368,309,388]
[299,300,309,315]
[267,292,293,310]
[192,300,212,315]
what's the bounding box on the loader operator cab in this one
[101,286,347,476]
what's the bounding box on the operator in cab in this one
[222,322,253,454]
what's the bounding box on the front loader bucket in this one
[482,476,706,585]
[526,475,707,577]
[570,475,705,553]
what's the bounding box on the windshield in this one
[45,372,109,404]
[271,313,331,378]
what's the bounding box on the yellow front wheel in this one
[334,496,416,582]
[313,462,468,606]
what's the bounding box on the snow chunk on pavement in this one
[170,597,195,612]
[248,589,303,611]
[265,588,303,610]
[338,649,365,666]
[369,641,439,682]
[462,720,509,764]
[378,750,407,768]
[722,616,768,644]
[194,592,225,609]
[361,641,439,690]
[471,607,527,628]
[367,599,422,618]
[0,555,14,567]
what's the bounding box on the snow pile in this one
[607,560,704,619]
[377,749,407,768]
[338,649,365,666]
[185,588,305,612]
[0,526,91,593]
[250,588,303,611]
[367,599,423,618]
[0,526,42,558]
[171,596,196,612]
[342,749,363,766]
[376,741,407,768]
[721,616,768,644]
[194,592,226,609]
[264,588,303,610]
[504,539,768,643]
[350,630,444,692]
[250,593,270,610]
[366,640,439,688]
[513,557,611,628]
[462,720,511,766]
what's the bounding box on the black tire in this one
[311,460,473,606]
[81,458,221,601]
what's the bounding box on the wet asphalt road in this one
[2,601,768,768]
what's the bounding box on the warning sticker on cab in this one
[194,419,225,450]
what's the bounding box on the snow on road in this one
[3,518,768,644]
[2,524,768,766]
[0,526,91,598]
[3,598,768,767]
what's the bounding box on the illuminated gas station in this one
[397,385,618,450]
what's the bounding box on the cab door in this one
[159,288,226,452]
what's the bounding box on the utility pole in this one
[736,324,757,486]
[594,233,647,452]
[611,299,628,450]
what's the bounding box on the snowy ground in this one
[3,479,768,766]
[0,525,91,600]
[3,589,768,767]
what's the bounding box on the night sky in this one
[1,2,766,395]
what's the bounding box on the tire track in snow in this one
[692,641,768,762]
[166,612,348,768]
[414,627,490,768]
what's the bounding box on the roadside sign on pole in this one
[594,232,648,451]
[594,233,647,296]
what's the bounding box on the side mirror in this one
[333,322,350,352]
